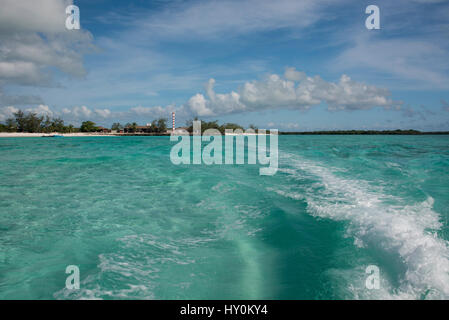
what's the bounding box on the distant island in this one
[279,130,449,135]
[1,110,448,136]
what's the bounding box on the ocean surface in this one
[0,135,448,299]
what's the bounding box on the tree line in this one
[0,112,257,134]
[3,110,439,135]
[0,110,75,133]
[0,110,170,133]
[112,118,168,133]
[185,118,257,134]
[278,129,442,135]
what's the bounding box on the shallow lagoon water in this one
[0,135,448,299]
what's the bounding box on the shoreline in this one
[1,131,449,138]
[0,132,173,137]
[0,132,115,137]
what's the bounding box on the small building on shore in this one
[97,126,111,133]
[124,124,152,133]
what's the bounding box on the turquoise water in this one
[0,135,448,299]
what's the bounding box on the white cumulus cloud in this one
[62,105,92,118]
[185,68,401,116]
[94,108,112,118]
[25,104,54,117]
[0,0,95,106]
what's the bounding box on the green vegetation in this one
[2,111,447,135]
[124,122,138,133]
[0,118,17,132]
[221,122,245,132]
[0,110,76,133]
[156,118,167,133]
[111,122,123,131]
[278,129,449,135]
[80,121,99,132]
[186,118,244,134]
[123,118,167,133]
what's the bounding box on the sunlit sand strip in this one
[0,132,115,137]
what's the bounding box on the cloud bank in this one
[0,0,95,105]
[187,68,401,116]
[0,67,402,125]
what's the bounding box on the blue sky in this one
[1,0,449,130]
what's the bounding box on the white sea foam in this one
[273,153,449,299]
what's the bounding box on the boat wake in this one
[271,152,449,299]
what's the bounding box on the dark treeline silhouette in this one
[279,129,449,135]
[185,118,254,134]
[0,110,169,134]
[2,111,447,135]
[0,110,75,133]
[122,118,168,133]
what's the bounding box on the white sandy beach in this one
[0,132,114,137]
